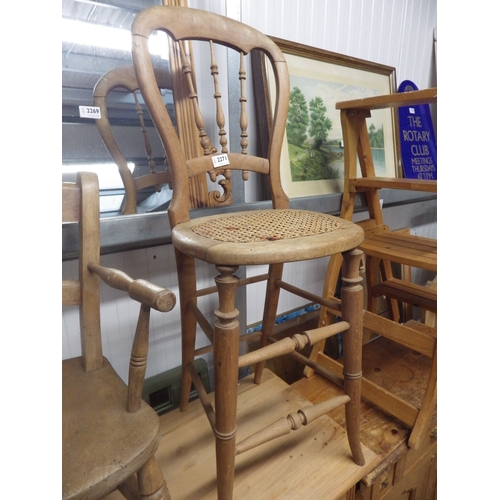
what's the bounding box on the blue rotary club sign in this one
[398,80,437,180]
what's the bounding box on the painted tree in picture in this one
[286,87,342,182]
[287,87,308,147]
[308,97,332,150]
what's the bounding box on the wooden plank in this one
[369,232,437,249]
[350,177,437,193]
[314,352,418,428]
[336,88,437,111]
[294,336,437,487]
[371,278,437,312]
[62,182,81,222]
[324,296,436,357]
[105,369,378,500]
[62,280,81,306]
[360,238,437,271]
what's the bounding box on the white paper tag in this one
[211,153,230,168]
[79,105,101,119]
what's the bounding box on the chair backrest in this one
[131,5,291,228]
[93,65,174,214]
[62,171,103,372]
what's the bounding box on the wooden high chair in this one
[62,172,176,500]
[132,6,367,499]
[309,89,437,450]
[93,64,174,214]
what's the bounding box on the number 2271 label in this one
[211,153,230,168]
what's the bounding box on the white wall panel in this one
[240,0,436,89]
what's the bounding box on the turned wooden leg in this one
[254,263,284,384]
[176,250,199,412]
[213,265,240,500]
[137,456,171,500]
[341,248,365,466]
[117,474,139,500]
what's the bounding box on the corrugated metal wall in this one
[63,0,437,384]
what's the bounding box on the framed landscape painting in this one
[254,38,398,198]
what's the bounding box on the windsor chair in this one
[62,171,176,499]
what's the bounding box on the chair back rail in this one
[131,5,290,228]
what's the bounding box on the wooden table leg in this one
[213,265,241,500]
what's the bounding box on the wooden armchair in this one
[309,89,437,450]
[62,172,176,500]
[131,6,367,499]
[93,64,173,214]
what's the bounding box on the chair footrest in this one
[371,278,437,312]
[235,394,350,455]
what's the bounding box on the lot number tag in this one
[211,153,230,168]
[79,106,101,119]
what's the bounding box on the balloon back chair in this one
[62,171,176,500]
[132,6,366,499]
[93,64,173,214]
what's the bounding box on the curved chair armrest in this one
[88,262,177,412]
[88,262,176,312]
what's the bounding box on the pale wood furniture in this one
[308,89,437,451]
[93,65,174,214]
[93,60,236,214]
[102,337,435,500]
[294,335,437,500]
[62,171,176,500]
[132,6,367,499]
[104,369,378,500]
[332,89,437,322]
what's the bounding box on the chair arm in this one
[88,262,176,312]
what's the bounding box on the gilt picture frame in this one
[253,37,399,198]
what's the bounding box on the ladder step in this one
[371,278,437,312]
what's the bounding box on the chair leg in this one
[176,249,199,411]
[341,248,365,466]
[117,474,140,500]
[254,263,284,384]
[137,456,171,500]
[213,265,241,500]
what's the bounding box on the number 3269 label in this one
[211,153,230,168]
